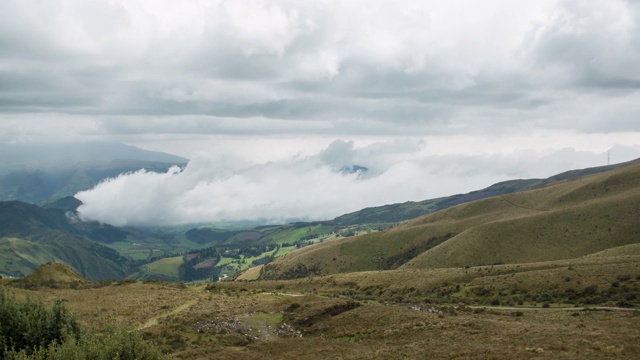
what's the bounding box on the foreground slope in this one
[10,252,639,359]
[261,162,640,279]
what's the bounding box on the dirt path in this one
[138,300,198,330]
[260,292,305,297]
[469,305,638,312]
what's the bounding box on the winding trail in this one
[138,300,198,330]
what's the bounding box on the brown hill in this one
[19,262,89,288]
[261,162,640,279]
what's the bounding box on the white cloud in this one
[75,139,640,227]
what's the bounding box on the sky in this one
[2,0,640,226]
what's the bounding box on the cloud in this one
[2,0,639,219]
[522,0,640,89]
[74,140,640,227]
[1,0,639,141]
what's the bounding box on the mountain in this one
[42,196,83,212]
[260,160,640,279]
[330,158,640,226]
[0,141,188,204]
[0,141,187,170]
[0,201,135,280]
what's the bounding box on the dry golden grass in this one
[9,278,639,359]
[236,265,263,281]
[262,163,640,279]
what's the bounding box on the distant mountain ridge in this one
[330,157,640,226]
[0,141,188,204]
[0,141,187,170]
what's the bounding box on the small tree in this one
[0,286,81,357]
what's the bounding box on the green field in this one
[139,256,184,279]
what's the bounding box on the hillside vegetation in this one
[0,201,134,280]
[2,159,638,284]
[5,253,638,359]
[331,158,638,226]
[261,162,640,279]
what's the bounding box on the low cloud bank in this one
[75,140,640,227]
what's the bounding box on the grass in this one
[7,263,639,359]
[0,237,60,277]
[262,224,335,246]
[261,163,640,279]
[140,256,184,279]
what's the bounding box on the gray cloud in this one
[1,0,639,138]
[523,0,640,90]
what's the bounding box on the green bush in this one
[0,286,167,359]
[5,327,167,360]
[0,286,81,357]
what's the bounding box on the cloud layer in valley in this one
[74,140,640,226]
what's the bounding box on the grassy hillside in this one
[5,250,638,359]
[0,201,134,280]
[135,256,184,281]
[261,162,640,279]
[330,158,639,226]
[0,237,60,277]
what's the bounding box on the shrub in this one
[5,327,167,360]
[0,286,81,357]
[0,286,167,359]
[582,285,598,295]
[617,274,631,282]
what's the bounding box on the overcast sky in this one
[2,0,640,225]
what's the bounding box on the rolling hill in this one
[0,201,135,280]
[260,161,640,279]
[330,158,640,226]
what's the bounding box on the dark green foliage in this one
[0,286,81,357]
[178,247,221,282]
[251,255,273,267]
[5,327,167,360]
[0,201,134,280]
[262,263,323,280]
[184,228,240,245]
[380,233,457,269]
[0,286,167,359]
